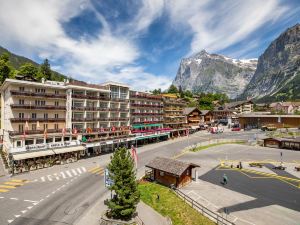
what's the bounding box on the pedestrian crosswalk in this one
[35,167,87,183]
[0,179,28,193]
[88,166,105,176]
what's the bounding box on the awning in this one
[13,150,55,161]
[136,133,169,140]
[53,146,85,154]
[132,123,162,129]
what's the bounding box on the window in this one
[36,139,44,144]
[19,113,24,118]
[32,113,36,119]
[55,101,59,106]
[43,124,48,130]
[120,88,127,99]
[64,137,70,141]
[54,124,59,130]
[159,171,164,176]
[55,137,61,142]
[35,100,45,106]
[35,88,45,93]
[32,124,37,131]
[25,139,34,145]
[46,138,52,143]
[44,113,48,119]
[19,87,25,91]
[16,140,22,147]
[111,86,119,99]
[55,90,59,94]
[19,99,24,105]
[54,114,58,119]
[18,124,24,132]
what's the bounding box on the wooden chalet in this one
[145,157,200,188]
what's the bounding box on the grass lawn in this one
[138,182,215,225]
[190,141,246,152]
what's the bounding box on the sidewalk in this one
[74,190,170,225]
[0,156,6,177]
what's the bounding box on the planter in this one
[100,212,136,225]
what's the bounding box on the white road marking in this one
[81,167,87,172]
[66,171,73,177]
[62,184,65,188]
[46,195,50,198]
[47,175,53,181]
[39,199,44,202]
[71,169,78,176]
[27,206,33,209]
[52,191,56,194]
[77,168,82,174]
[61,172,66,179]
[14,215,20,218]
[24,200,38,203]
[7,220,14,223]
[21,210,27,214]
[41,177,46,182]
[10,198,18,200]
[33,202,39,205]
[0,196,4,199]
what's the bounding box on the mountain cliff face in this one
[242,24,300,101]
[172,50,257,99]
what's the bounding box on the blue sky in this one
[0,0,299,91]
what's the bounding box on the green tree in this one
[151,88,162,95]
[106,147,140,220]
[39,58,52,80]
[19,63,38,78]
[0,53,12,83]
[167,84,178,94]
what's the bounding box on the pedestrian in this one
[239,161,243,169]
[223,174,228,185]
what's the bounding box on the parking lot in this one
[179,144,300,225]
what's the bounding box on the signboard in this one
[104,168,114,188]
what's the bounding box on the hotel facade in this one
[0,78,133,173]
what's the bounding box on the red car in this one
[231,127,241,131]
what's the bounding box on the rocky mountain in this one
[242,24,300,101]
[172,50,257,99]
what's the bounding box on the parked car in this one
[231,127,241,131]
[261,125,277,131]
[244,126,252,131]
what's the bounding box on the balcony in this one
[130,94,163,100]
[11,90,66,99]
[72,94,110,101]
[9,128,71,136]
[75,126,131,134]
[11,118,66,123]
[11,104,66,110]
[131,112,163,116]
[109,117,129,121]
[131,103,163,108]
[132,120,163,124]
[110,98,129,103]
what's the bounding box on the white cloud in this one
[0,0,296,91]
[165,0,289,55]
[0,0,167,90]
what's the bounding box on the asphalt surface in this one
[200,167,300,213]
[0,129,269,225]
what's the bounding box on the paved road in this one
[0,130,261,225]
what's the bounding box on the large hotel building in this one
[0,77,188,174]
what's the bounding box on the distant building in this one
[239,114,300,129]
[183,107,201,129]
[269,102,300,114]
[200,110,214,124]
[224,100,253,114]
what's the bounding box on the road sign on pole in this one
[104,168,114,188]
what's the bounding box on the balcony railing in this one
[11,104,66,110]
[131,112,163,116]
[130,94,163,100]
[131,103,163,108]
[110,98,129,103]
[132,120,163,124]
[11,118,66,123]
[72,94,110,101]
[11,91,66,99]
[9,128,71,136]
[71,106,129,112]
[75,126,131,134]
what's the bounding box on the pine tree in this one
[40,59,52,80]
[106,147,140,220]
